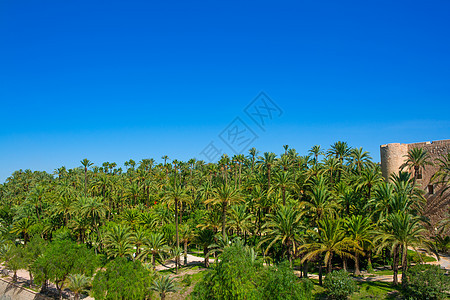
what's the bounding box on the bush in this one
[260,261,313,300]
[323,270,358,300]
[404,264,450,300]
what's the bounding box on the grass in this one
[312,279,402,299]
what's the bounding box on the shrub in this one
[404,264,450,300]
[323,270,357,300]
[259,261,313,300]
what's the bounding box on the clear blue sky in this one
[1,0,449,182]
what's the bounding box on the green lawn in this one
[312,279,402,300]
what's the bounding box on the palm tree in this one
[248,147,259,174]
[400,147,433,182]
[273,170,295,205]
[356,165,383,200]
[163,184,188,265]
[377,212,430,286]
[344,215,374,275]
[139,233,170,270]
[431,152,450,194]
[66,274,90,300]
[227,205,252,238]
[80,159,93,196]
[300,218,357,274]
[259,205,304,266]
[301,178,338,226]
[195,229,215,267]
[205,184,242,239]
[309,145,323,165]
[79,196,108,236]
[349,147,372,173]
[257,152,277,189]
[10,217,33,244]
[180,224,194,265]
[151,275,177,300]
[103,224,134,259]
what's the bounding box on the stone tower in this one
[380,142,408,181]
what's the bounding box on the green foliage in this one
[92,257,153,300]
[181,274,192,286]
[404,264,450,300]
[323,270,358,300]
[32,239,98,295]
[406,249,436,264]
[193,242,261,300]
[193,242,313,300]
[259,261,313,300]
[151,275,178,299]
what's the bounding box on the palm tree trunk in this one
[282,187,286,206]
[303,260,309,278]
[343,257,348,272]
[319,262,323,286]
[222,203,227,239]
[204,247,209,268]
[392,245,399,285]
[354,253,360,275]
[327,253,333,273]
[401,245,408,287]
[184,241,188,265]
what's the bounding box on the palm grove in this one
[0,142,449,299]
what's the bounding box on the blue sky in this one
[0,0,449,182]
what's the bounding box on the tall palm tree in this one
[309,145,323,165]
[273,170,295,205]
[259,205,304,266]
[163,184,188,263]
[344,215,374,275]
[349,147,372,173]
[248,147,259,174]
[205,184,242,239]
[151,275,177,300]
[180,223,194,265]
[377,212,430,286]
[257,152,277,189]
[195,229,215,267]
[302,178,338,226]
[300,218,357,274]
[80,159,93,196]
[227,204,252,238]
[139,232,170,270]
[79,196,108,236]
[400,147,433,182]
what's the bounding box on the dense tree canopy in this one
[0,142,448,298]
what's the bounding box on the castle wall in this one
[380,143,408,181]
[380,139,450,231]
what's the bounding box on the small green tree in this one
[259,261,313,300]
[323,270,358,300]
[92,257,153,300]
[193,241,261,300]
[33,240,98,299]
